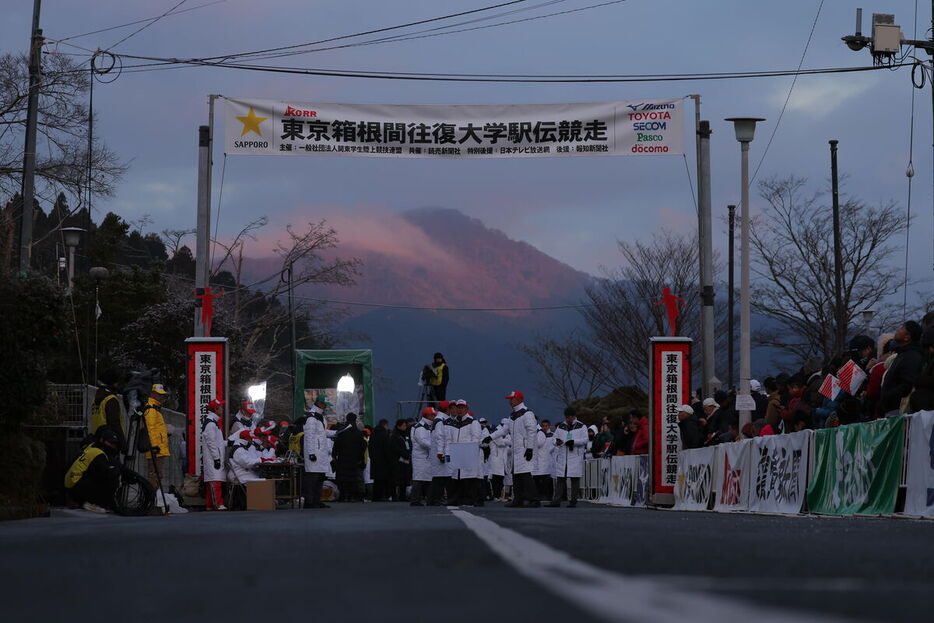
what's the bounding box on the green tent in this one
[293,349,375,426]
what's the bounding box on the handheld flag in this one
[818,374,843,401]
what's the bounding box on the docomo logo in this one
[284,105,318,117]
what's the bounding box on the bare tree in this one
[581,230,703,388]
[751,176,909,364]
[0,53,126,206]
[519,332,610,405]
[210,219,361,413]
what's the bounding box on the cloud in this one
[249,203,459,270]
[775,74,878,117]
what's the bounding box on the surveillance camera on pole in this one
[842,7,934,61]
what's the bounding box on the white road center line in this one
[450,509,850,623]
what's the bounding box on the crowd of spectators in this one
[586,312,934,457]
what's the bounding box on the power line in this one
[53,1,225,43]
[175,0,537,64]
[205,0,620,65]
[106,0,190,52]
[291,295,593,312]
[111,54,918,82]
[750,0,824,184]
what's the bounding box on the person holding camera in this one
[424,352,449,403]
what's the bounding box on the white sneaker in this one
[82,502,108,514]
[216,505,228,511]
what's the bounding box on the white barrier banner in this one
[713,439,753,512]
[748,430,809,514]
[606,455,649,507]
[595,459,612,501]
[905,411,934,518]
[224,97,684,159]
[674,446,717,510]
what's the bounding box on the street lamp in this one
[725,117,764,433]
[61,227,85,294]
[860,308,876,336]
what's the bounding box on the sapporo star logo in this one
[236,106,268,137]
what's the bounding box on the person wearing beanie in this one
[880,320,925,416]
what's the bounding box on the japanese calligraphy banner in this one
[905,411,934,518]
[186,338,228,476]
[605,455,649,507]
[713,439,752,512]
[674,446,716,511]
[223,97,684,159]
[648,337,692,503]
[748,430,810,514]
[807,417,904,515]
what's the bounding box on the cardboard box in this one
[246,480,275,511]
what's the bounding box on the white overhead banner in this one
[905,411,934,518]
[223,97,684,159]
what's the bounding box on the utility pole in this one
[698,120,717,398]
[829,140,845,354]
[194,95,218,336]
[690,94,718,398]
[194,124,210,337]
[727,204,736,390]
[18,0,42,271]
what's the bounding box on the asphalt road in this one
[1,502,931,622]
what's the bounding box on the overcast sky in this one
[4,1,931,308]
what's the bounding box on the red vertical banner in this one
[648,337,692,505]
[186,337,228,476]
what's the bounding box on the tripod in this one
[413,372,434,419]
[121,407,168,514]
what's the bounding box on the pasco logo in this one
[284,105,318,117]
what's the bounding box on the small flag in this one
[819,374,842,401]
[837,360,867,395]
[95,301,102,319]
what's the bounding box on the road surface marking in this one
[450,509,850,623]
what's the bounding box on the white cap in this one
[702,397,719,408]
[749,379,762,392]
[454,399,468,406]
[678,404,694,415]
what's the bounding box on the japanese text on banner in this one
[224,98,684,159]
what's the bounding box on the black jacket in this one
[369,427,391,479]
[909,351,934,413]
[331,425,366,471]
[881,342,925,413]
[388,429,412,483]
[678,416,703,450]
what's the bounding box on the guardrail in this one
[583,412,934,519]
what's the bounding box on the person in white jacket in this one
[409,407,437,506]
[478,418,493,501]
[548,406,589,507]
[228,431,264,485]
[532,420,555,503]
[427,404,453,505]
[490,419,510,500]
[302,394,337,509]
[490,390,540,507]
[201,399,227,511]
[446,399,484,506]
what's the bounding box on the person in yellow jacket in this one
[143,384,170,490]
[64,428,122,513]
